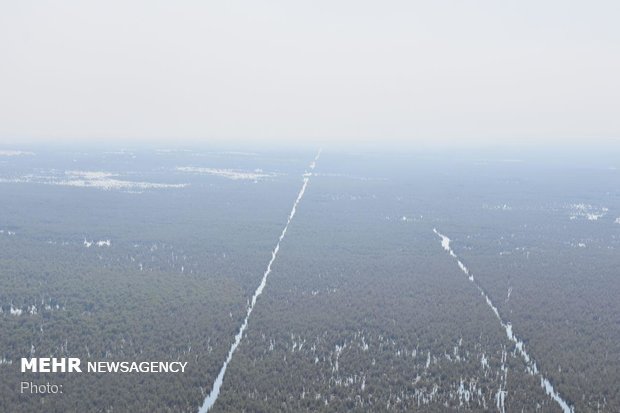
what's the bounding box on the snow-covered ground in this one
[0,170,187,191]
[177,166,277,181]
[0,150,34,156]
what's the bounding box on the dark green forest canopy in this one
[0,146,618,412]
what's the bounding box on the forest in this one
[0,146,618,412]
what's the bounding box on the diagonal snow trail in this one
[433,228,574,413]
[198,150,321,413]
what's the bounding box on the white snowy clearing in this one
[0,150,35,156]
[0,170,187,191]
[176,166,278,181]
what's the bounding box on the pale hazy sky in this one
[1,1,619,146]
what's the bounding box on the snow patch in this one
[483,203,512,211]
[0,150,34,156]
[10,305,23,316]
[177,167,277,181]
[480,354,489,369]
[84,239,111,248]
[0,170,187,191]
[542,377,574,413]
[567,203,608,221]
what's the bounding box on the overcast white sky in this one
[1,1,618,146]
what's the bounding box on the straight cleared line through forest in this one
[433,228,574,413]
[197,150,322,413]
